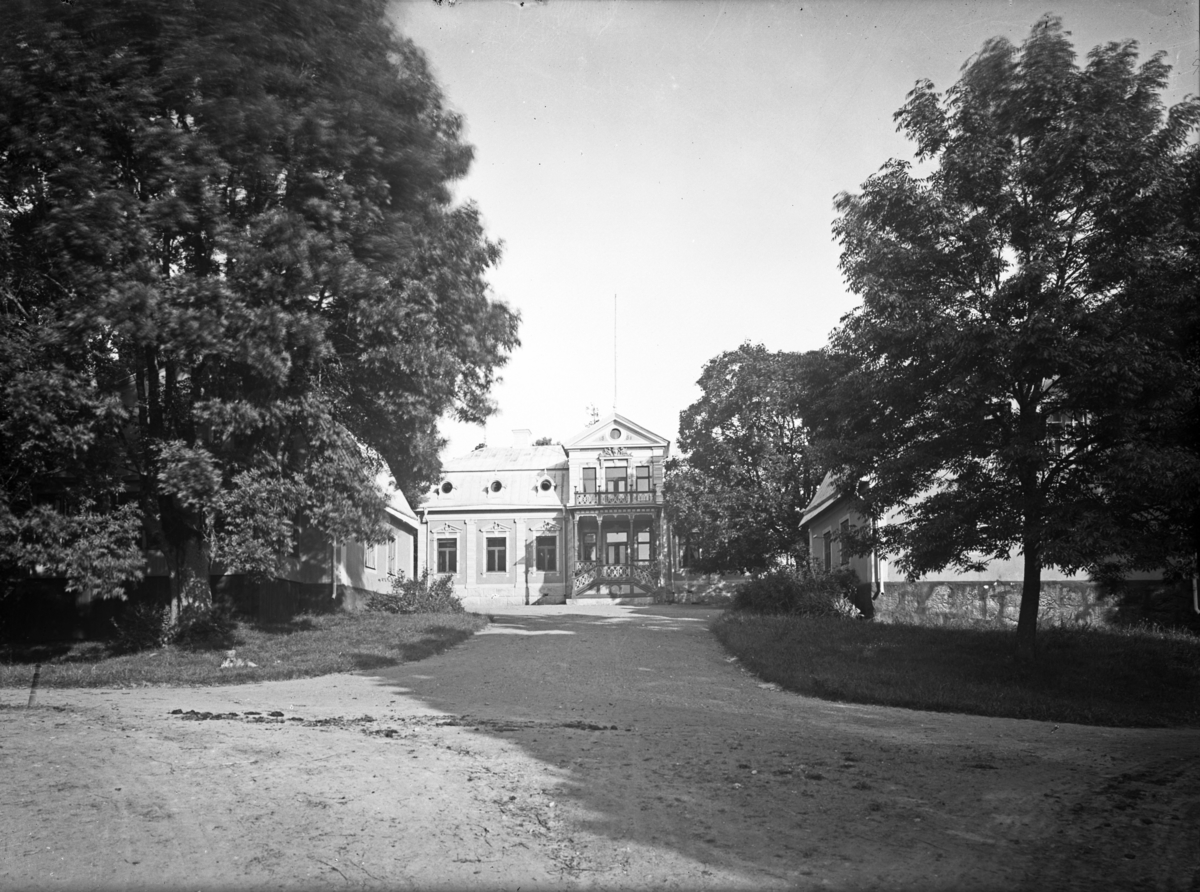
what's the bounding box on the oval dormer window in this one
[609,427,622,440]
[490,480,503,493]
[539,478,553,492]
[440,481,453,494]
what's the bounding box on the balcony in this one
[574,487,659,506]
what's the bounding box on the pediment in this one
[564,412,669,452]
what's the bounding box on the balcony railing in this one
[574,487,659,506]
[572,559,660,593]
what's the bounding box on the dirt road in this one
[2,605,1197,890]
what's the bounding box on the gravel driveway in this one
[2,604,1197,890]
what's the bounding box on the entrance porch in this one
[569,511,663,599]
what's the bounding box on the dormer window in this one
[539,478,554,492]
[490,480,503,493]
[439,481,453,494]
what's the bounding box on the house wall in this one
[337,512,418,610]
[803,490,1123,624]
[421,510,569,610]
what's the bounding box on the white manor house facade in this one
[416,412,692,610]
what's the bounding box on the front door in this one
[605,530,628,565]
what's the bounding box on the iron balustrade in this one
[574,486,659,506]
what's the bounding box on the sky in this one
[389,0,1199,459]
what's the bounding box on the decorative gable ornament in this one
[431,523,463,535]
[533,521,561,533]
[480,521,512,534]
[600,446,631,457]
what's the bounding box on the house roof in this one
[441,445,569,472]
[799,471,844,527]
[563,411,670,453]
[385,488,417,525]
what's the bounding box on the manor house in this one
[416,412,685,610]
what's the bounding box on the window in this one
[440,480,453,494]
[605,530,628,564]
[436,538,457,574]
[364,540,376,570]
[635,465,651,492]
[535,536,557,572]
[581,531,597,561]
[582,467,597,493]
[605,465,627,493]
[822,531,832,572]
[387,536,397,574]
[609,427,622,440]
[486,536,507,573]
[635,528,651,561]
[489,480,503,493]
[539,478,553,492]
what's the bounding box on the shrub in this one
[366,569,464,614]
[110,598,238,654]
[731,563,860,617]
[172,601,237,649]
[109,602,172,653]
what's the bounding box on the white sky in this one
[390,0,1200,459]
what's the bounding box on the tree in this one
[532,437,559,447]
[665,344,827,573]
[0,0,519,614]
[823,16,1200,659]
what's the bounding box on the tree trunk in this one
[159,497,213,623]
[1015,539,1041,664]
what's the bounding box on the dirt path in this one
[2,605,1197,890]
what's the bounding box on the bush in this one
[366,569,464,615]
[109,602,172,653]
[110,598,238,654]
[172,601,237,649]
[731,563,860,617]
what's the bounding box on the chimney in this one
[512,429,531,448]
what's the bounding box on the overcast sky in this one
[390,0,1199,459]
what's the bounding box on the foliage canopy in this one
[665,343,827,573]
[822,16,1199,657]
[0,0,518,605]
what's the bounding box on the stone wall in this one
[874,580,1110,627]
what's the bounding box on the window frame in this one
[485,536,507,573]
[582,467,597,494]
[535,535,557,572]
[604,465,628,493]
[634,465,651,492]
[436,537,457,574]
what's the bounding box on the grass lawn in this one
[712,613,1200,728]
[0,611,487,689]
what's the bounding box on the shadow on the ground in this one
[367,606,826,883]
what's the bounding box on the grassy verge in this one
[712,613,1200,728]
[0,611,487,688]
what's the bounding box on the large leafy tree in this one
[0,0,518,611]
[665,344,826,573]
[823,16,1199,659]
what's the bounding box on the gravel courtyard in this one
[2,604,1197,890]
